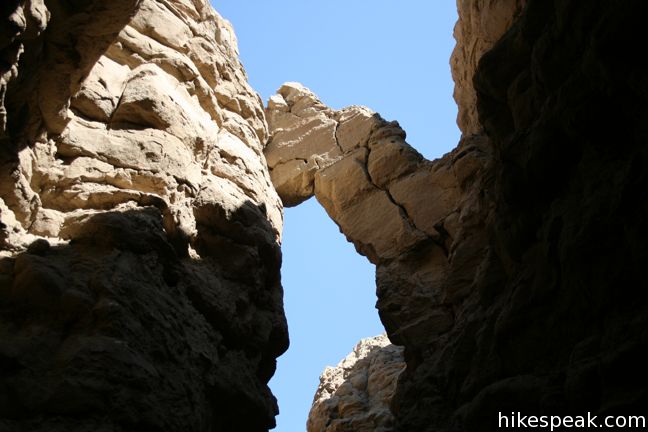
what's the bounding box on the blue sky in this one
[213,2,459,430]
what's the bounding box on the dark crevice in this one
[332,119,345,155]
[268,157,308,171]
[361,147,407,225]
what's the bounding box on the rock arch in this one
[264,1,648,430]
[1,1,647,431]
[264,80,493,431]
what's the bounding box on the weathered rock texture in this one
[0,1,287,431]
[269,1,648,431]
[266,82,465,269]
[3,0,648,431]
[451,0,526,135]
[266,80,493,432]
[307,334,404,432]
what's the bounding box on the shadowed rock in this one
[0,0,287,430]
[2,1,648,431]
[266,2,648,431]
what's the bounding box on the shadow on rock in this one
[0,203,288,432]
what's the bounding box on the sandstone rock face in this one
[307,334,404,432]
[264,81,493,345]
[269,2,648,431]
[3,1,648,431]
[451,0,525,135]
[456,0,648,428]
[0,1,286,431]
[266,82,466,267]
[266,82,496,430]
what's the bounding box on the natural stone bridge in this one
[1,0,647,431]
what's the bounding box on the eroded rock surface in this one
[3,0,648,431]
[269,2,648,431]
[307,334,404,432]
[0,1,286,431]
[266,81,497,431]
[265,82,474,268]
[266,79,493,355]
[451,0,526,135]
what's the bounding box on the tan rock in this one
[264,83,342,206]
[265,84,497,431]
[266,83,437,263]
[4,2,641,432]
[307,334,405,432]
[335,107,379,152]
[451,0,525,135]
[388,163,458,237]
[366,136,422,189]
[0,1,286,430]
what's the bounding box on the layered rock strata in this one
[307,334,405,432]
[1,1,287,431]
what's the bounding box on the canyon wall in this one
[0,1,287,431]
[1,0,647,431]
[465,0,648,427]
[451,0,526,136]
[268,1,648,431]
